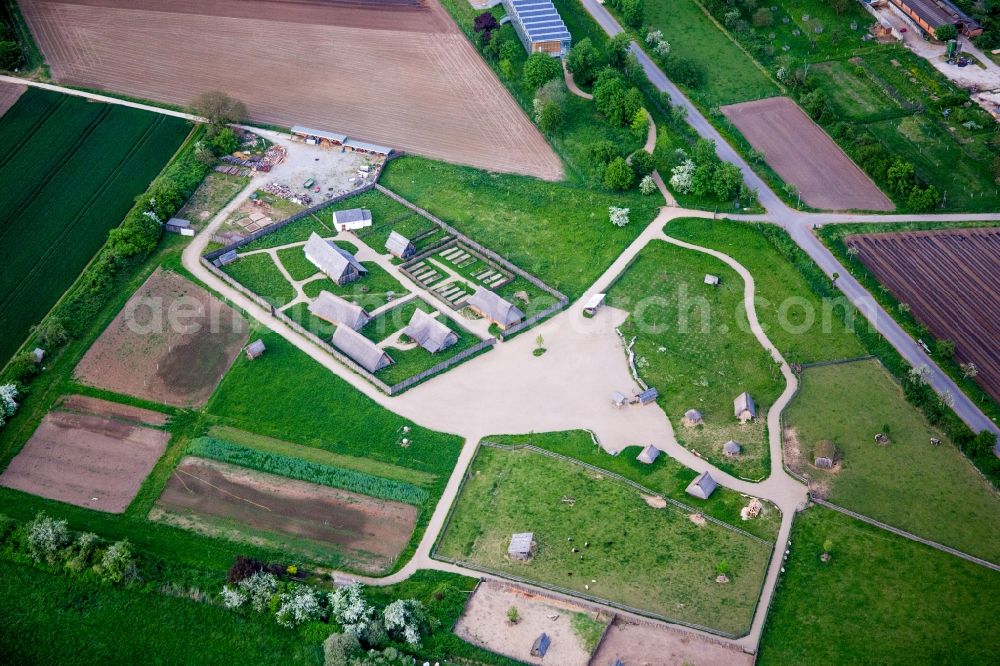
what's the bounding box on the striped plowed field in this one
[0,81,26,117]
[20,0,564,180]
[846,227,1000,402]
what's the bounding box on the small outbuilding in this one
[610,391,628,408]
[245,339,266,360]
[634,387,658,405]
[467,287,525,330]
[704,274,720,286]
[734,391,757,423]
[530,633,551,658]
[304,233,368,285]
[331,208,373,232]
[343,138,392,156]
[31,348,45,364]
[813,440,838,469]
[723,440,742,457]
[686,471,718,499]
[331,325,393,373]
[290,125,347,146]
[165,218,195,236]
[508,532,535,561]
[583,292,606,317]
[682,409,703,428]
[636,444,660,464]
[216,250,239,267]
[403,309,458,353]
[309,291,371,331]
[385,231,416,259]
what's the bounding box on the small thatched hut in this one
[813,440,838,469]
[682,409,703,427]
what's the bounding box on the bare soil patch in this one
[21,0,563,180]
[722,97,893,211]
[75,268,248,408]
[57,394,169,426]
[454,580,607,666]
[591,617,754,666]
[0,410,169,513]
[0,81,26,117]
[155,457,418,572]
[846,227,1000,403]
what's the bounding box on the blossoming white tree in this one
[275,585,323,627]
[608,206,630,227]
[639,174,657,195]
[383,599,429,646]
[669,159,696,193]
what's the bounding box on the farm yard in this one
[75,269,249,408]
[0,88,190,366]
[721,97,894,211]
[845,227,1000,404]
[436,445,772,636]
[152,456,419,573]
[784,360,1000,563]
[758,507,1000,665]
[175,171,250,230]
[0,397,170,513]
[20,0,563,180]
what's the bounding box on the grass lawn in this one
[758,506,1000,664]
[276,245,321,281]
[0,561,321,665]
[207,331,463,477]
[809,59,904,121]
[784,360,1000,563]
[221,253,294,307]
[301,261,409,310]
[436,445,771,635]
[282,301,334,338]
[380,156,662,300]
[176,171,249,229]
[237,215,330,252]
[350,189,437,252]
[640,0,779,106]
[664,218,866,364]
[486,431,781,541]
[608,240,784,479]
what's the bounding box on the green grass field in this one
[785,360,1000,563]
[300,261,408,310]
[221,253,295,307]
[809,59,904,121]
[0,88,190,366]
[380,157,661,300]
[436,445,771,635]
[486,431,781,541]
[758,506,1000,664]
[664,218,866,364]
[0,561,321,665]
[176,171,249,229]
[608,240,783,479]
[237,215,330,251]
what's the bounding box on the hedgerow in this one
[187,437,430,505]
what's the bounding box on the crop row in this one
[187,437,430,506]
[0,89,64,172]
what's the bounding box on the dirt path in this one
[563,61,593,100]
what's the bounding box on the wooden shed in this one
[508,532,535,561]
[385,231,416,259]
[245,339,266,360]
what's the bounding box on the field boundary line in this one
[797,355,876,369]
[810,496,1000,571]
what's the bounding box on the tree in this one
[606,33,631,71]
[960,361,979,379]
[604,157,634,191]
[631,150,655,177]
[609,206,631,227]
[620,0,645,28]
[473,12,500,40]
[799,89,828,121]
[752,8,773,27]
[537,100,564,133]
[639,174,657,195]
[907,184,941,212]
[669,159,695,193]
[275,585,323,627]
[567,38,602,85]
[934,23,958,42]
[227,555,264,583]
[667,57,704,88]
[191,91,246,129]
[523,52,562,90]
[383,599,430,646]
[937,339,956,357]
[589,140,619,166]
[692,138,718,165]
[712,162,744,200]
[593,70,642,126]
[26,512,71,563]
[0,40,21,71]
[210,127,239,156]
[96,539,138,585]
[330,583,383,645]
[0,383,19,420]
[324,633,362,666]
[500,40,521,63]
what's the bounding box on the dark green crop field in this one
[0,88,189,365]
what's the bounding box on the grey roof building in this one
[636,444,660,464]
[530,633,551,658]
[404,309,458,353]
[682,409,703,427]
[309,291,371,331]
[304,233,367,285]
[467,287,525,329]
[331,325,392,373]
[331,208,372,231]
[635,387,658,405]
[734,391,757,422]
[686,471,718,500]
[723,440,742,457]
[245,339,266,360]
[385,231,416,259]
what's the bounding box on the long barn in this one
[502,0,572,57]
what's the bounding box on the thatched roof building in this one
[304,233,367,285]
[467,287,525,329]
[309,291,370,330]
[682,409,703,427]
[636,444,660,464]
[385,231,416,259]
[403,309,458,353]
[734,391,757,422]
[245,339,266,360]
[723,440,742,457]
[331,325,392,373]
[685,471,718,499]
[813,440,838,469]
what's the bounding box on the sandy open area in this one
[0,409,169,513]
[722,97,893,211]
[75,268,248,408]
[455,580,608,665]
[591,617,754,666]
[0,81,26,117]
[21,0,563,180]
[156,457,419,572]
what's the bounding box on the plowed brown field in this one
[722,97,893,211]
[20,0,563,180]
[0,81,26,117]
[846,227,1000,402]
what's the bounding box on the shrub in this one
[473,12,499,38]
[667,56,704,88]
[752,7,773,27]
[589,140,619,165]
[934,24,957,42]
[324,633,363,665]
[603,157,634,191]
[499,39,521,62]
[65,532,101,573]
[639,174,657,195]
[608,206,631,227]
[26,512,71,563]
[618,0,645,28]
[227,555,264,583]
[669,159,696,193]
[34,317,69,349]
[0,39,20,71]
[97,539,138,585]
[630,150,655,177]
[537,100,565,133]
[4,354,37,385]
[383,599,430,646]
[275,585,323,627]
[222,571,279,611]
[523,52,562,90]
[567,37,602,85]
[507,606,520,623]
[210,127,239,156]
[606,33,631,71]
